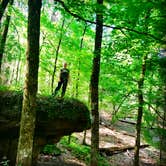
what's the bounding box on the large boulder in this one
[0,90,91,165]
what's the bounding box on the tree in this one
[90,0,103,165]
[0,0,13,74]
[158,45,166,165]
[0,1,165,165]
[51,18,65,94]
[134,9,152,165]
[0,0,10,22]
[75,23,87,98]
[134,54,147,166]
[16,0,41,165]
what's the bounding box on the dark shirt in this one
[60,68,69,81]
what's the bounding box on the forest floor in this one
[36,111,163,166]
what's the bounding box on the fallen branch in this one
[119,119,136,125]
[100,144,149,156]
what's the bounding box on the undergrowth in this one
[42,135,110,165]
[59,136,110,166]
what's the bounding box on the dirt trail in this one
[74,124,159,166]
[37,111,160,166]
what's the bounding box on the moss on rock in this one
[0,90,91,165]
[0,90,91,129]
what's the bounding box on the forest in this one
[0,0,166,166]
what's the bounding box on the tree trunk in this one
[0,0,9,22]
[134,10,151,166]
[0,0,13,74]
[51,18,65,94]
[90,0,103,166]
[134,55,147,166]
[75,23,87,98]
[0,14,10,73]
[16,0,41,166]
[158,46,166,165]
[15,51,21,84]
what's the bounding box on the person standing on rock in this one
[53,62,69,98]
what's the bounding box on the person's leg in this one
[53,81,62,96]
[61,80,68,97]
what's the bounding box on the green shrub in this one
[60,136,110,166]
[42,144,61,156]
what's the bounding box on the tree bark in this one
[90,0,103,166]
[51,18,65,94]
[134,10,151,166]
[134,55,147,166]
[0,0,13,74]
[158,46,166,165]
[75,23,87,98]
[16,0,41,165]
[0,0,9,22]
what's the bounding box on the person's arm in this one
[67,70,70,83]
[58,69,62,81]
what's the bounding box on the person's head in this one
[63,62,67,68]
